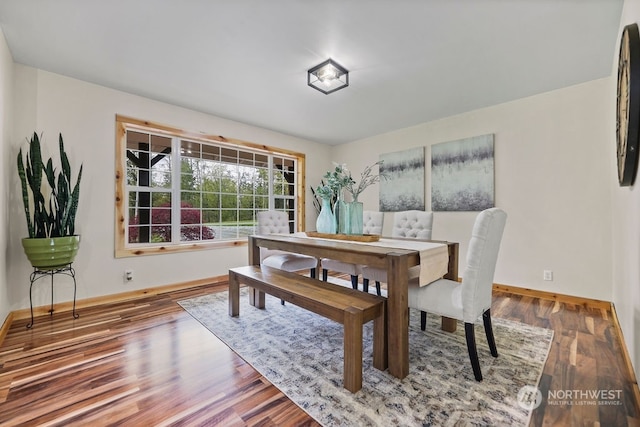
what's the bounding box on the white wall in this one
[612,0,640,382]
[7,66,331,311]
[0,29,13,323]
[334,78,614,301]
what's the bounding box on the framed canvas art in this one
[431,134,494,211]
[379,147,425,212]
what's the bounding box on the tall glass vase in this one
[334,190,347,234]
[346,201,364,235]
[316,197,337,234]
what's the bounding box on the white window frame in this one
[115,115,307,258]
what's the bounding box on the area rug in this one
[178,285,553,426]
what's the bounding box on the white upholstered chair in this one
[320,211,384,290]
[408,207,507,381]
[256,211,318,296]
[361,210,434,295]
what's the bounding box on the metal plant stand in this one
[27,263,79,328]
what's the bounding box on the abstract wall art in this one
[431,134,494,211]
[379,147,425,212]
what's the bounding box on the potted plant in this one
[17,132,83,270]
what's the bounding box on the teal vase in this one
[334,190,347,234]
[316,198,337,234]
[346,201,364,235]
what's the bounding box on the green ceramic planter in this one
[21,236,80,270]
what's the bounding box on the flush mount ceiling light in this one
[307,59,349,95]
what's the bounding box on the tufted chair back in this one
[255,210,318,287]
[461,208,507,323]
[256,210,291,234]
[363,211,384,235]
[256,210,292,261]
[391,210,433,239]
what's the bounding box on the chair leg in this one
[363,278,370,293]
[483,309,498,357]
[310,268,317,279]
[465,322,483,381]
[350,275,358,289]
[420,311,427,330]
[375,281,381,296]
[322,268,328,281]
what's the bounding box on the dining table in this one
[246,232,459,380]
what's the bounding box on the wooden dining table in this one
[246,233,459,380]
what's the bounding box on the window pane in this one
[181,191,201,208]
[181,158,201,191]
[202,209,219,223]
[239,167,256,195]
[220,193,237,209]
[202,192,219,209]
[221,164,238,193]
[220,147,237,164]
[221,209,237,223]
[151,206,171,225]
[255,196,268,210]
[238,209,253,222]
[180,204,201,225]
[152,192,171,207]
[238,194,254,209]
[151,226,171,242]
[202,144,220,161]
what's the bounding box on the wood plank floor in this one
[0,279,638,426]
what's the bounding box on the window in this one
[116,115,306,257]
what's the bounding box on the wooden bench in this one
[228,265,387,393]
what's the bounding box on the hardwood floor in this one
[0,279,638,426]
[492,289,640,426]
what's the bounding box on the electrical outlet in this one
[543,270,553,281]
[124,270,133,283]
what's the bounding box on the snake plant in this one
[17,132,82,238]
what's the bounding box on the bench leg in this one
[343,307,364,393]
[373,302,388,371]
[248,287,266,309]
[229,270,240,317]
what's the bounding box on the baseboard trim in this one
[0,312,14,345]
[9,274,229,322]
[493,283,612,311]
[610,303,640,416]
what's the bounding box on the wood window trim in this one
[115,114,307,258]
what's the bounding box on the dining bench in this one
[228,265,387,393]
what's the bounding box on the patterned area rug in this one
[179,285,553,426]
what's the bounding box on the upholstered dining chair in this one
[408,207,507,381]
[320,210,384,290]
[256,211,318,304]
[361,210,434,295]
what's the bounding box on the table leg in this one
[248,236,261,307]
[386,253,409,379]
[229,270,240,317]
[442,242,459,332]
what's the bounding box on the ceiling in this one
[0,0,624,145]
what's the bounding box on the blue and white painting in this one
[379,147,425,212]
[431,134,494,211]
